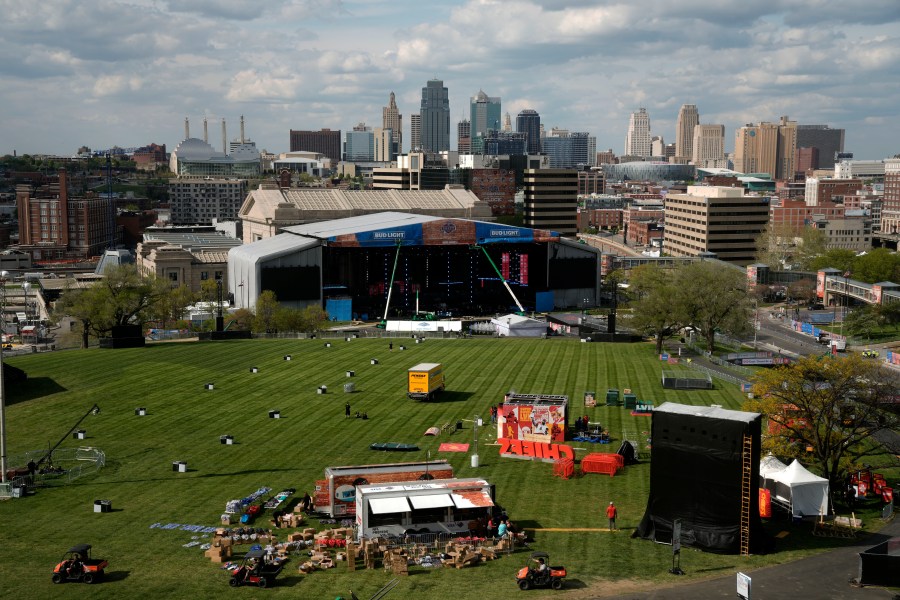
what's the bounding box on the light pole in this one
[22,282,31,325]
[0,270,9,484]
[238,281,245,309]
[753,300,759,350]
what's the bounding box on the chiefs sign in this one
[499,437,574,461]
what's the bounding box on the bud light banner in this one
[474,222,559,244]
[327,219,560,247]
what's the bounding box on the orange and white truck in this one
[407,363,445,401]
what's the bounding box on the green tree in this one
[675,261,752,352]
[745,354,900,490]
[755,222,799,269]
[795,228,827,270]
[628,263,685,353]
[843,306,880,341]
[54,265,170,347]
[299,305,328,333]
[275,306,304,332]
[149,284,195,329]
[253,290,280,333]
[809,248,856,274]
[852,248,900,284]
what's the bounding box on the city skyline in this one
[1,1,898,159]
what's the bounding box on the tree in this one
[795,227,827,271]
[852,248,900,284]
[628,263,685,353]
[299,305,328,333]
[787,279,816,305]
[755,222,800,269]
[809,248,856,274]
[149,284,195,330]
[843,306,880,341]
[253,290,280,333]
[674,261,752,351]
[745,354,900,490]
[53,265,171,347]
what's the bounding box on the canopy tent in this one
[763,459,829,517]
[759,454,788,480]
[491,314,547,337]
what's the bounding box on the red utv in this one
[52,544,108,584]
[516,551,566,591]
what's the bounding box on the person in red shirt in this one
[606,501,618,531]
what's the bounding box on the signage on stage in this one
[498,437,574,461]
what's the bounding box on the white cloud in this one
[1,0,899,158]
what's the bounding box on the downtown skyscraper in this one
[381,91,402,158]
[469,90,501,154]
[419,79,450,152]
[625,108,651,158]
[516,109,541,155]
[675,104,699,163]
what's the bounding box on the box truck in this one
[407,363,445,401]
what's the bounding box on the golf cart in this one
[515,551,566,591]
[51,544,108,584]
[229,548,284,588]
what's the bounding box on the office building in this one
[692,124,726,167]
[663,186,769,265]
[420,79,450,152]
[675,104,699,163]
[169,178,249,225]
[289,128,342,164]
[734,116,796,180]
[374,128,395,162]
[804,178,863,206]
[795,147,819,177]
[483,131,527,156]
[16,169,118,260]
[796,125,845,170]
[458,119,471,154]
[502,112,512,132]
[470,90,501,153]
[344,125,375,162]
[625,108,651,158]
[651,136,665,158]
[410,114,421,152]
[541,132,591,168]
[879,159,900,234]
[382,92,402,158]
[523,169,578,236]
[515,110,541,155]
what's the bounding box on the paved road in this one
[610,517,900,599]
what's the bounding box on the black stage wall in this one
[635,403,771,554]
[319,243,595,318]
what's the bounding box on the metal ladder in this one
[739,434,752,556]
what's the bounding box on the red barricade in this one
[553,458,575,480]
[581,453,622,477]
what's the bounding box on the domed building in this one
[169,138,260,177]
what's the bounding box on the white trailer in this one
[354,478,494,540]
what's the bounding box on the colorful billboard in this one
[326,219,560,248]
[498,393,568,444]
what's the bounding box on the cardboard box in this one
[288,532,303,543]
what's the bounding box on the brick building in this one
[467,169,516,216]
[16,169,119,260]
[289,129,342,164]
[580,208,623,231]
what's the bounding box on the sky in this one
[2,0,899,160]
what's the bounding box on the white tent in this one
[766,459,829,517]
[759,454,788,481]
[491,314,547,337]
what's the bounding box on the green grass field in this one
[0,338,887,599]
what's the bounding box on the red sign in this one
[519,254,529,285]
[501,252,510,280]
[759,488,772,518]
[499,437,574,461]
